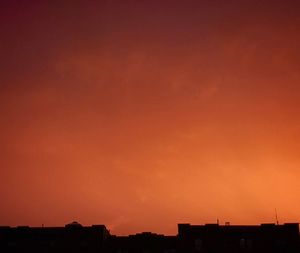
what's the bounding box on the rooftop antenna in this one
[275,208,279,225]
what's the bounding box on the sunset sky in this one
[1,0,300,235]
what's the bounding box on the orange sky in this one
[1,0,300,235]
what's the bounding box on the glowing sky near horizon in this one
[1,0,300,235]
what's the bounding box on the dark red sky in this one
[1,0,300,235]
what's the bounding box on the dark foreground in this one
[1,222,299,252]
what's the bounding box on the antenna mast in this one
[275,208,279,225]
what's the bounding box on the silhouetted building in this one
[107,232,177,253]
[0,221,110,253]
[178,223,300,253]
[0,222,299,253]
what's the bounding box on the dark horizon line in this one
[1,221,299,236]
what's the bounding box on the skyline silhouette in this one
[1,222,299,252]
